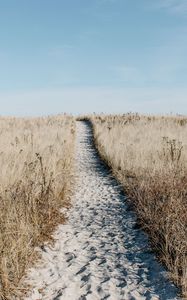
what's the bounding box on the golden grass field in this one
[90,114,187,297]
[1,113,187,299]
[0,115,75,299]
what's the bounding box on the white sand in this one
[24,121,179,300]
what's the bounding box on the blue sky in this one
[0,0,187,115]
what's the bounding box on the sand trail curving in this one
[24,121,179,300]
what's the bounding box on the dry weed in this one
[0,114,75,299]
[91,114,187,297]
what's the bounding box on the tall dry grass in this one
[91,114,187,297]
[0,115,75,299]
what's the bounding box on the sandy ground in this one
[24,121,179,300]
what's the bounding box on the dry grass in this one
[0,114,75,299]
[91,114,187,297]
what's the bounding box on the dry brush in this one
[0,115,75,299]
[91,114,187,297]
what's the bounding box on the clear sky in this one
[0,0,187,116]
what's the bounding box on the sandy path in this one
[25,121,179,300]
